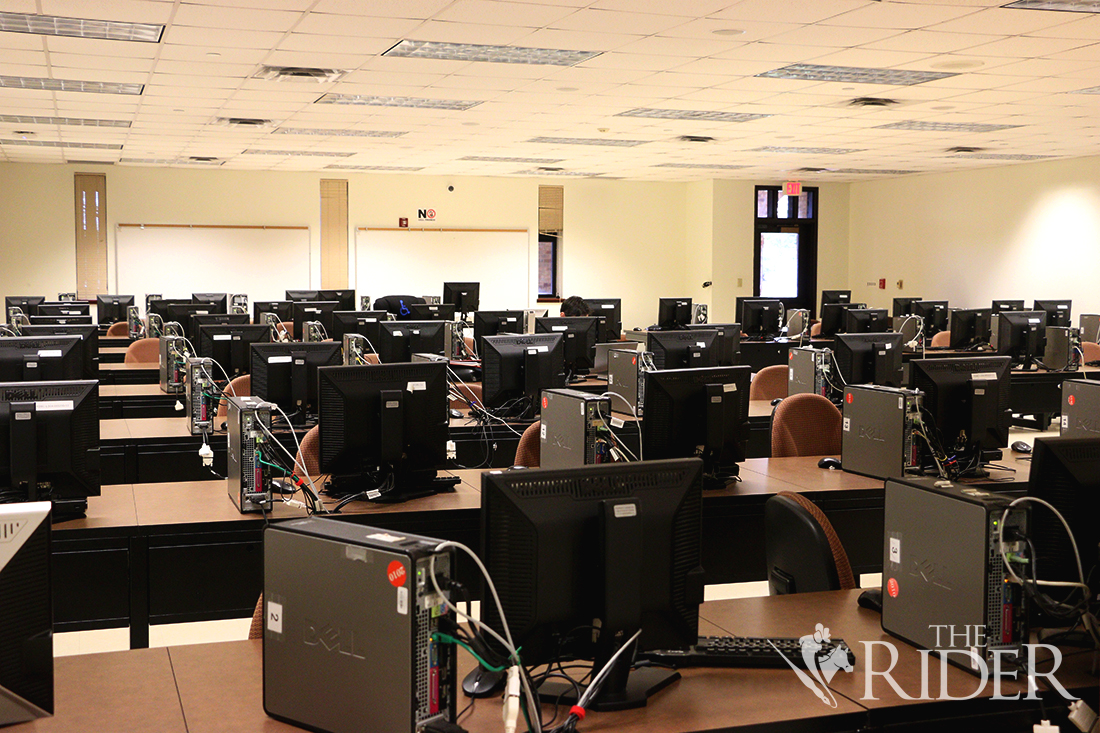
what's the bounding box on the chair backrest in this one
[248,594,264,640]
[451,382,482,411]
[749,364,789,401]
[295,424,321,477]
[106,321,129,337]
[1082,341,1100,364]
[771,393,842,457]
[809,321,822,337]
[276,322,294,341]
[930,330,950,347]
[514,420,540,468]
[765,491,856,595]
[124,337,160,364]
[374,295,426,318]
[215,374,251,418]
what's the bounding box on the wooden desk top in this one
[99,346,128,356]
[739,457,884,494]
[99,361,157,371]
[98,383,169,398]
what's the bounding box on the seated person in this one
[560,295,591,317]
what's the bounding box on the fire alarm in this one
[399,217,408,228]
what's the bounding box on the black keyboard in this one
[639,635,855,670]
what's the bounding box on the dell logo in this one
[858,425,885,442]
[304,620,366,660]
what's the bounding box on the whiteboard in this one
[115,225,310,303]
[355,229,530,310]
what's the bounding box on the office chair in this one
[930,331,950,348]
[249,594,264,640]
[105,321,129,337]
[809,321,822,338]
[276,321,294,341]
[749,364,788,401]
[215,375,251,419]
[514,421,540,467]
[765,491,856,595]
[124,337,160,364]
[771,393,842,457]
[1082,341,1100,365]
[450,382,482,411]
[294,425,321,477]
[374,295,426,320]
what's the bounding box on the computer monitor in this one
[844,308,889,334]
[0,379,100,519]
[481,333,565,418]
[317,289,356,311]
[27,315,93,326]
[291,301,339,340]
[146,298,191,321]
[534,317,598,376]
[819,303,859,338]
[285,290,320,302]
[166,303,215,335]
[250,342,342,425]
[0,336,83,382]
[911,300,949,338]
[741,299,783,340]
[4,296,44,319]
[37,302,89,318]
[373,321,446,363]
[472,310,524,355]
[19,325,98,380]
[834,333,905,387]
[646,330,719,370]
[1033,300,1072,328]
[197,323,271,378]
[892,297,922,318]
[95,295,134,324]
[948,308,992,349]
[909,356,1011,472]
[442,282,479,314]
[992,300,1024,314]
[583,298,623,340]
[407,303,456,321]
[682,323,740,366]
[642,365,751,487]
[329,311,388,346]
[191,293,227,313]
[189,313,249,345]
[657,298,692,330]
[994,310,1047,368]
[317,362,452,499]
[479,458,704,711]
[253,300,293,324]
[821,290,851,315]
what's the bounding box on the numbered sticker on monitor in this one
[971,372,997,381]
[36,400,74,412]
[552,326,568,332]
[843,417,851,432]
[213,334,232,341]
[268,356,292,364]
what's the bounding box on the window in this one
[74,172,108,299]
[538,185,562,298]
[753,186,819,315]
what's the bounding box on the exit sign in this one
[784,181,802,196]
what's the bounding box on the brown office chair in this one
[514,421,540,467]
[451,382,482,411]
[765,491,856,595]
[276,321,295,341]
[248,594,264,640]
[463,336,476,358]
[295,425,321,476]
[809,321,822,338]
[124,337,160,364]
[930,330,950,348]
[749,364,789,401]
[1082,341,1100,364]
[215,374,251,418]
[771,393,842,457]
[105,321,129,337]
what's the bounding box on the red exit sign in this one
[784,181,802,196]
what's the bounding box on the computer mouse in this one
[462,667,506,698]
[449,409,463,419]
[818,457,842,470]
[1011,441,1032,454]
[857,588,883,613]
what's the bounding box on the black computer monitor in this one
[189,313,249,345]
[1033,300,1072,328]
[197,323,271,378]
[948,308,992,349]
[37,302,89,318]
[253,300,293,324]
[892,297,922,318]
[642,365,751,487]
[909,356,1011,472]
[584,298,622,340]
[250,342,342,425]
[647,330,719,370]
[0,379,100,519]
[291,301,339,340]
[992,300,1024,314]
[821,290,851,315]
[994,310,1047,368]
[480,458,704,711]
[911,300,949,338]
[481,333,565,418]
[146,298,191,321]
[19,325,98,380]
[166,303,216,336]
[285,290,320,302]
[95,295,133,324]
[741,299,783,340]
[657,298,692,330]
[834,333,904,387]
[317,290,356,311]
[317,362,452,499]
[844,308,889,334]
[374,321,446,363]
[818,303,851,338]
[472,310,524,356]
[683,323,740,366]
[28,315,92,326]
[191,293,227,313]
[407,303,456,321]
[330,311,388,346]
[534,317,598,376]
[0,336,84,382]
[4,296,44,319]
[442,282,479,314]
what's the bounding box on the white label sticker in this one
[407,381,426,392]
[552,325,568,331]
[970,648,979,670]
[898,397,904,410]
[696,342,706,348]
[1062,415,1069,429]
[889,537,901,564]
[843,416,851,432]
[384,400,400,409]
[345,546,367,562]
[608,374,615,384]
[411,329,421,335]
[397,586,408,616]
[971,372,997,381]
[611,416,625,429]
[36,400,74,412]
[789,367,794,381]
[367,532,405,543]
[37,349,62,357]
[268,355,292,364]
[526,346,549,354]
[1057,304,1068,310]
[393,330,404,337]
[505,317,517,323]
[213,334,232,341]
[602,304,614,309]
[613,503,638,518]
[267,601,283,634]
[360,318,378,323]
[723,382,737,392]
[1029,318,1040,324]
[540,423,547,439]
[197,310,209,315]
[710,395,722,403]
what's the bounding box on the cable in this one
[256,416,323,513]
[597,392,643,462]
[999,498,1093,611]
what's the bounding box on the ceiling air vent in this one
[946,146,986,154]
[537,166,564,172]
[216,117,275,128]
[848,97,899,107]
[678,135,715,143]
[253,66,348,83]
[794,167,829,173]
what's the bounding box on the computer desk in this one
[98,360,158,384]
[98,345,127,363]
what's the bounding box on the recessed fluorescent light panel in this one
[120,158,224,165]
[1070,84,1100,94]
[758,63,957,86]
[946,152,1055,160]
[274,128,406,137]
[834,168,919,175]
[383,39,600,66]
[2,139,122,149]
[528,137,648,147]
[514,169,599,176]
[0,114,130,127]
[325,164,425,171]
[316,95,482,110]
[0,75,143,95]
[1004,1,1100,11]
[875,120,1022,133]
[617,108,770,123]
[241,149,355,157]
[755,146,863,155]
[653,162,749,169]
[0,11,163,42]
[460,156,565,163]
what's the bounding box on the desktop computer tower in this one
[540,388,612,468]
[893,315,920,345]
[1060,379,1100,438]
[343,334,368,365]
[787,347,832,397]
[226,395,274,514]
[301,321,325,343]
[1080,314,1099,345]
[692,303,708,324]
[1042,326,1080,371]
[126,305,142,339]
[841,385,922,480]
[185,357,216,435]
[881,477,1028,674]
[158,335,189,394]
[607,348,651,417]
[263,519,456,733]
[786,309,809,339]
[443,321,465,360]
